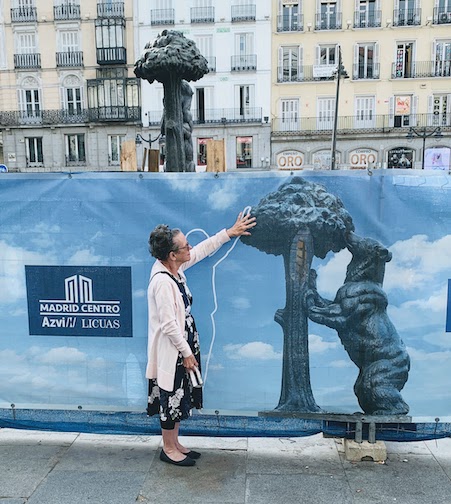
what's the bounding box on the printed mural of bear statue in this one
[306,231,411,415]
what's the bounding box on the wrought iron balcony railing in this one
[393,8,421,26]
[56,51,84,67]
[352,63,381,80]
[11,7,37,22]
[392,60,451,79]
[54,3,81,20]
[231,54,257,71]
[353,10,381,28]
[0,107,141,126]
[272,113,451,135]
[65,156,87,167]
[14,53,41,69]
[276,14,303,32]
[433,8,451,24]
[277,65,334,83]
[315,12,342,30]
[96,47,126,65]
[97,2,124,18]
[231,4,256,22]
[151,8,175,25]
[190,6,214,23]
[147,107,262,125]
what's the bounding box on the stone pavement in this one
[1,428,451,504]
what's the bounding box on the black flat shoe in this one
[185,450,201,459]
[160,449,196,466]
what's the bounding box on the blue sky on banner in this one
[0,172,450,420]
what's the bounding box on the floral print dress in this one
[147,272,202,423]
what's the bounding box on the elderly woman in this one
[147,213,256,466]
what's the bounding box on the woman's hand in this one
[183,354,198,371]
[227,212,256,238]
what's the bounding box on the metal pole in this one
[422,132,426,170]
[331,46,341,170]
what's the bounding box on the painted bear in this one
[306,232,410,415]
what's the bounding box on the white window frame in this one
[108,135,125,165]
[355,95,376,128]
[278,45,303,82]
[280,98,300,131]
[25,136,43,166]
[317,97,335,130]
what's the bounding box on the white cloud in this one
[230,296,251,310]
[315,249,350,298]
[35,347,87,364]
[407,346,451,363]
[167,176,203,193]
[133,289,146,298]
[329,359,353,368]
[0,240,54,304]
[308,334,339,353]
[224,341,282,360]
[207,180,241,211]
[207,363,224,371]
[67,248,105,265]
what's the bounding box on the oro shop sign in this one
[277,151,304,170]
[349,149,378,169]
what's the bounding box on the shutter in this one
[315,45,320,65]
[447,95,451,126]
[278,46,283,81]
[374,43,380,77]
[299,46,303,78]
[427,95,434,126]
[353,44,359,79]
[411,95,418,127]
[389,96,395,126]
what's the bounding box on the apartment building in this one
[272,0,451,170]
[135,0,271,171]
[0,0,140,172]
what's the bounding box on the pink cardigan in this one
[146,229,230,391]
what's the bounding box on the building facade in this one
[135,0,271,171]
[0,0,140,172]
[272,0,451,170]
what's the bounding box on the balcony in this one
[88,106,141,122]
[190,6,214,23]
[271,113,451,136]
[277,14,303,32]
[148,107,262,125]
[434,8,451,24]
[11,7,37,22]
[0,109,90,127]
[393,8,421,26]
[54,3,81,20]
[277,65,334,83]
[151,8,175,25]
[352,63,380,80]
[97,2,124,18]
[231,4,256,22]
[14,53,41,69]
[392,60,451,79]
[353,10,381,28]
[231,54,257,71]
[315,12,342,30]
[96,47,126,65]
[56,51,84,67]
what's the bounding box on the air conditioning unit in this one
[439,12,451,22]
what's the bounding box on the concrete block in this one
[344,439,387,462]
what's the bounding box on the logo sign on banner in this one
[447,280,451,332]
[388,147,414,169]
[349,149,378,169]
[25,266,133,337]
[277,150,304,170]
[313,64,336,78]
[424,147,451,171]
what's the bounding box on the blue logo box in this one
[25,266,133,337]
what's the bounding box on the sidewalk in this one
[1,428,450,504]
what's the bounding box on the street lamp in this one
[330,46,349,170]
[406,127,443,170]
[135,132,163,146]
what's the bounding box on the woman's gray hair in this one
[148,225,181,260]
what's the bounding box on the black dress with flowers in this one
[147,272,202,423]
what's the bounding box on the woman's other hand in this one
[183,354,198,371]
[227,212,256,238]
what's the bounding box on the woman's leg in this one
[161,426,186,462]
[174,422,189,454]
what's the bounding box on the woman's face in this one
[172,232,192,263]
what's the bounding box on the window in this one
[394,0,420,26]
[428,94,451,126]
[197,138,211,165]
[16,32,37,54]
[354,43,378,79]
[280,99,299,131]
[394,42,414,78]
[318,44,337,65]
[318,0,340,29]
[278,1,301,31]
[317,97,335,130]
[25,137,43,166]
[355,96,375,128]
[18,77,41,123]
[62,75,83,116]
[434,41,451,77]
[194,35,214,71]
[236,136,252,168]
[356,0,380,27]
[278,46,302,82]
[194,87,212,122]
[66,134,86,164]
[390,95,417,127]
[108,135,124,165]
[235,84,254,119]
